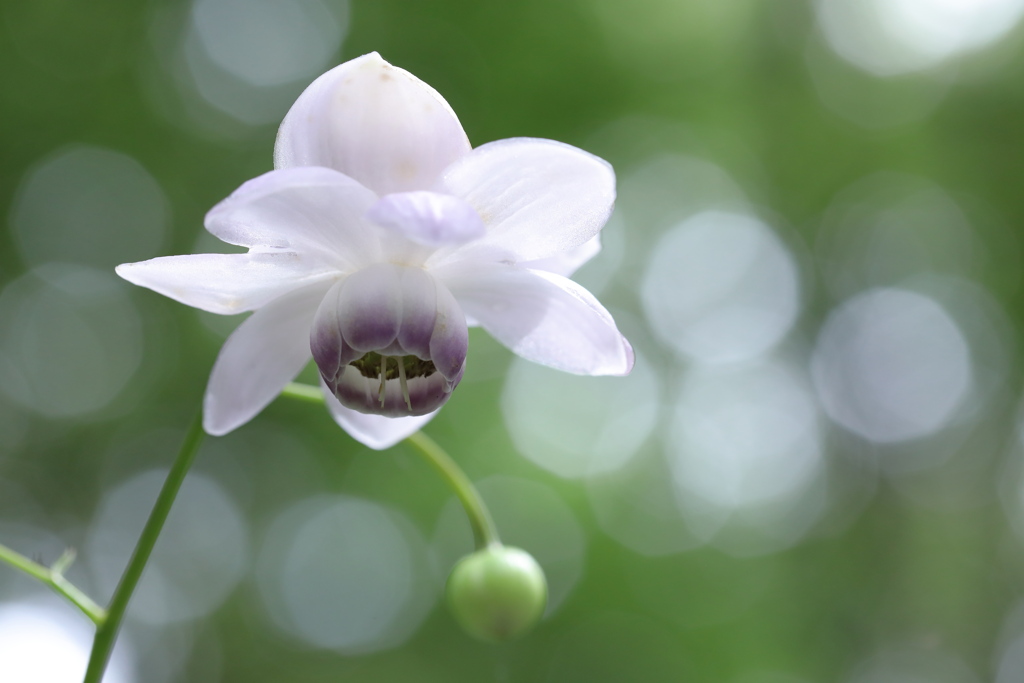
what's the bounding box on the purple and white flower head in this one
[117,53,633,449]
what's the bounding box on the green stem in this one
[83,412,206,683]
[281,382,500,549]
[281,381,325,404]
[404,431,499,549]
[0,545,107,625]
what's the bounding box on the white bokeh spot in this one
[501,349,659,479]
[812,287,973,443]
[642,211,800,365]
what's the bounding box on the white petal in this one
[275,52,471,196]
[521,233,601,277]
[116,253,338,314]
[438,138,615,264]
[320,377,438,449]
[205,167,381,270]
[203,282,331,435]
[439,263,633,376]
[366,191,485,247]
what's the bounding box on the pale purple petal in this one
[116,253,338,314]
[320,377,439,449]
[203,281,332,435]
[429,278,469,381]
[366,191,485,247]
[311,266,468,417]
[205,167,380,270]
[438,263,633,376]
[336,265,402,352]
[275,52,472,196]
[437,138,615,264]
[309,279,348,383]
[395,267,441,359]
[521,234,601,277]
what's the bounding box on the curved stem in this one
[281,382,500,549]
[0,545,106,625]
[405,431,500,549]
[83,412,206,683]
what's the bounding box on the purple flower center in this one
[310,264,468,417]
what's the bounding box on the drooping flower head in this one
[117,53,633,449]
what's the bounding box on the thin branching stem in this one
[83,412,206,683]
[0,544,107,625]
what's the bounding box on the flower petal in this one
[366,191,485,247]
[274,52,472,196]
[205,167,381,270]
[116,253,338,314]
[437,138,615,264]
[438,263,633,376]
[320,377,439,449]
[521,233,601,277]
[203,282,331,435]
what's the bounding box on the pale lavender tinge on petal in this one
[336,264,403,352]
[320,377,440,450]
[310,265,468,417]
[396,268,440,360]
[366,191,485,248]
[309,279,349,384]
[204,281,333,435]
[204,167,381,271]
[439,262,632,376]
[437,138,615,264]
[115,252,338,315]
[429,279,469,382]
[274,52,472,196]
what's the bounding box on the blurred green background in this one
[4,0,1024,681]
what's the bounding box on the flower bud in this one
[310,263,468,417]
[445,545,547,642]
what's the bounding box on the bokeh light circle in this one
[257,495,435,654]
[87,470,249,625]
[811,288,972,443]
[0,264,143,418]
[501,350,659,479]
[847,647,979,683]
[804,37,954,129]
[0,599,133,683]
[816,173,979,300]
[641,211,800,365]
[998,624,1024,683]
[11,146,168,269]
[615,155,751,235]
[667,359,823,514]
[173,0,349,125]
[191,0,344,87]
[816,0,1024,76]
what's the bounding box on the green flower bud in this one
[445,544,548,641]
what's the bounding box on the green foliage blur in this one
[3,0,1024,682]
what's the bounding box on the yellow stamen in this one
[379,355,387,406]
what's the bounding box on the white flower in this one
[117,52,633,449]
